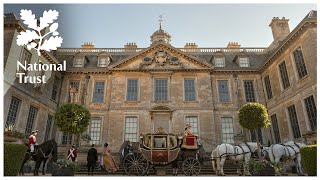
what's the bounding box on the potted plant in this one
[4,124,27,144]
[52,159,80,176]
[247,159,275,176]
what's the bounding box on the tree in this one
[238,103,270,159]
[54,103,91,156]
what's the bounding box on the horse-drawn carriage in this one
[122,132,202,176]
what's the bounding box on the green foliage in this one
[4,143,27,176]
[238,103,270,130]
[300,145,317,176]
[54,103,91,135]
[53,159,80,172]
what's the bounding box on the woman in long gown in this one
[101,143,119,172]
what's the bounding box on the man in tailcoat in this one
[87,144,98,176]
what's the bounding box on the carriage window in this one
[154,136,167,148]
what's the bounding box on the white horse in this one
[211,142,262,176]
[267,141,306,175]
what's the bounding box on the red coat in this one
[67,148,77,160]
[28,135,36,149]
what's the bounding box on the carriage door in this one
[152,113,171,133]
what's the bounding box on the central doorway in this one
[150,105,173,133]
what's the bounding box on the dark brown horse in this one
[19,139,57,176]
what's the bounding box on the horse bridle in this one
[37,140,57,159]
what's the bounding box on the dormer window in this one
[74,57,84,67]
[214,57,225,67]
[239,57,249,67]
[98,57,110,67]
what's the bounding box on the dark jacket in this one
[87,147,98,167]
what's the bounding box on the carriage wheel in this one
[182,157,201,176]
[123,153,149,176]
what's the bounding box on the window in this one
[287,105,301,138]
[68,81,80,102]
[51,76,60,101]
[74,58,84,67]
[98,57,110,67]
[44,115,53,141]
[304,96,317,131]
[92,81,105,103]
[293,47,308,79]
[279,61,290,90]
[127,79,138,101]
[6,97,21,125]
[18,48,32,73]
[264,75,273,100]
[124,117,138,142]
[218,80,229,102]
[61,132,72,145]
[185,116,198,135]
[214,57,225,67]
[184,79,196,101]
[25,106,38,135]
[155,79,168,101]
[271,114,281,143]
[250,129,263,143]
[90,118,102,145]
[239,57,249,67]
[244,80,256,102]
[221,117,234,143]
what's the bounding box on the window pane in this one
[184,79,195,101]
[279,61,290,90]
[264,75,273,100]
[92,81,105,103]
[44,115,53,141]
[90,118,102,145]
[293,47,308,79]
[215,57,225,67]
[125,117,138,142]
[221,117,234,143]
[304,96,317,131]
[239,57,249,67]
[6,97,21,125]
[244,80,256,102]
[127,79,138,101]
[155,79,168,101]
[271,114,281,143]
[287,105,301,138]
[51,76,60,101]
[218,80,229,102]
[185,116,198,135]
[25,106,38,135]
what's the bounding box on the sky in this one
[4,4,316,48]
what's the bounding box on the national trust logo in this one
[16,9,63,56]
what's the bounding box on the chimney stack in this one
[227,42,241,49]
[269,17,290,41]
[81,42,95,48]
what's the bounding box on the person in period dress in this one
[28,130,38,155]
[184,124,194,136]
[101,143,119,172]
[87,144,98,176]
[67,145,78,162]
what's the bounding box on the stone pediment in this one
[109,43,213,70]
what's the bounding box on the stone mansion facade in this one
[4,11,317,153]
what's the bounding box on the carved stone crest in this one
[154,50,168,66]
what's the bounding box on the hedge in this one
[300,145,317,176]
[4,143,27,176]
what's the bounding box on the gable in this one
[109,43,213,70]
